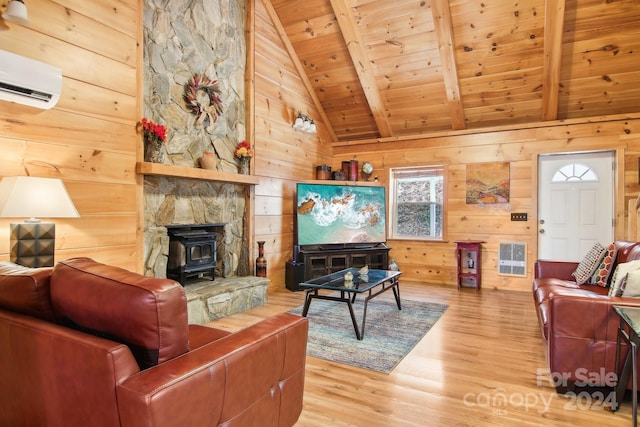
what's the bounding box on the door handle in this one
[539,229,545,234]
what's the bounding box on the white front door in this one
[538,151,615,261]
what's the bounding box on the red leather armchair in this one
[0,258,308,427]
[533,241,640,391]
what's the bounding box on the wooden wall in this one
[251,0,640,293]
[0,0,141,271]
[0,0,330,288]
[333,117,640,291]
[3,1,638,296]
[252,0,333,291]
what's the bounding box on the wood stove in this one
[167,223,223,285]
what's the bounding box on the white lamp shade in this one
[2,0,29,25]
[0,176,79,219]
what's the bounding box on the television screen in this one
[296,183,386,246]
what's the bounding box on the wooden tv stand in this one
[297,243,391,281]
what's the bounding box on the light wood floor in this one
[205,282,634,426]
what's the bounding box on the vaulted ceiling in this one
[265,0,640,142]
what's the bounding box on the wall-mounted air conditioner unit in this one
[0,49,62,110]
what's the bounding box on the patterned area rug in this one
[289,294,447,374]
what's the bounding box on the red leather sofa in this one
[0,257,308,427]
[532,241,640,391]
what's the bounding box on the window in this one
[551,163,598,182]
[389,166,445,240]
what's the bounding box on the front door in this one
[538,151,615,261]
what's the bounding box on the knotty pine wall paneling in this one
[253,0,333,291]
[335,117,640,292]
[0,0,141,271]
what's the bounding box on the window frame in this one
[551,163,599,182]
[388,165,447,241]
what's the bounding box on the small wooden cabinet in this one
[298,243,391,281]
[455,240,484,290]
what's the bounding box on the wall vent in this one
[498,242,527,277]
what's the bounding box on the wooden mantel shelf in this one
[136,162,260,185]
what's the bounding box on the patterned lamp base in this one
[10,222,55,268]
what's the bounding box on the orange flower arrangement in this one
[234,140,254,159]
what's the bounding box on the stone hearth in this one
[185,276,269,325]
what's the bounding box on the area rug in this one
[288,295,447,373]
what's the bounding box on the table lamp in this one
[0,176,79,267]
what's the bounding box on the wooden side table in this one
[454,240,484,290]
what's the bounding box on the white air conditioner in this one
[0,49,62,110]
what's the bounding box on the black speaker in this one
[285,261,305,291]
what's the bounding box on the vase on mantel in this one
[198,151,216,170]
[239,157,250,175]
[144,140,165,163]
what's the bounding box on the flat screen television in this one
[296,183,386,247]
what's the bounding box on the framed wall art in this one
[466,162,510,204]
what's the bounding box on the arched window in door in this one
[551,163,599,182]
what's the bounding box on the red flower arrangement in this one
[234,140,254,159]
[139,118,167,147]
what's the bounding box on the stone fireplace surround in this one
[141,0,261,323]
[143,175,267,324]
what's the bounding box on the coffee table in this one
[299,268,402,340]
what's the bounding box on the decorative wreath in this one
[183,73,223,126]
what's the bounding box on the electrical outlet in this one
[511,213,528,221]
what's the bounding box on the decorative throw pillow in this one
[622,269,640,297]
[615,275,628,297]
[608,260,640,297]
[589,242,617,287]
[572,242,607,285]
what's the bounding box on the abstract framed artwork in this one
[466,162,510,204]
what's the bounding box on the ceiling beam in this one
[541,0,566,121]
[430,0,465,130]
[329,0,393,138]
[260,0,338,142]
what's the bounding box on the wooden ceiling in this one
[265,0,640,142]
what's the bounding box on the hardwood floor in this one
[205,282,634,426]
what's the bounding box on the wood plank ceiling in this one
[265,0,640,142]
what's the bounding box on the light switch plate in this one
[511,213,528,221]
